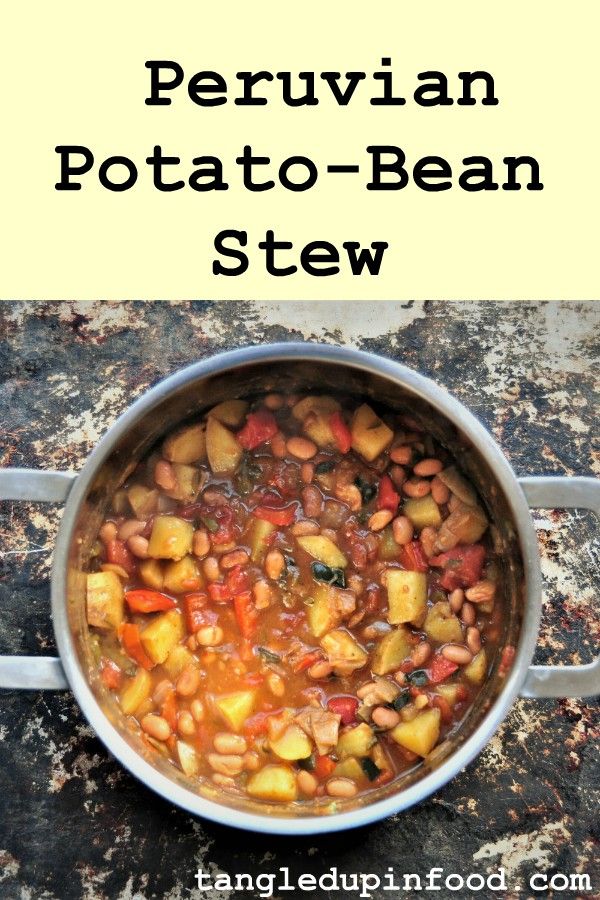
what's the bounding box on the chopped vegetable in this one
[320,629,368,675]
[214,691,256,732]
[354,475,377,505]
[87,571,125,630]
[329,411,352,454]
[208,399,249,428]
[311,561,346,588]
[119,623,155,670]
[119,668,152,716]
[147,516,193,560]
[390,708,441,757]
[234,591,259,639]
[162,422,206,464]
[404,495,442,530]
[351,404,394,461]
[237,409,278,450]
[297,535,348,569]
[247,765,298,802]
[253,504,296,526]
[336,722,376,759]
[429,544,486,590]
[427,654,459,684]
[372,627,411,675]
[399,540,429,573]
[140,609,185,665]
[423,602,463,644]
[386,569,427,626]
[206,416,243,473]
[124,589,177,614]
[377,475,400,514]
[361,757,381,781]
[327,695,359,725]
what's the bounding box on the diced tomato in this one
[253,504,296,526]
[432,694,453,724]
[239,638,255,662]
[119,623,154,670]
[373,769,394,787]
[124,589,177,614]
[226,565,250,594]
[207,582,232,603]
[243,711,271,738]
[161,689,178,731]
[237,409,278,450]
[377,475,400,514]
[105,539,135,574]
[292,649,323,673]
[400,540,429,573]
[327,696,359,725]
[234,590,258,639]
[429,544,485,590]
[268,461,300,497]
[99,657,123,690]
[183,592,208,632]
[314,755,336,780]
[426,653,459,684]
[329,411,352,454]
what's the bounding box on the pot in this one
[0,343,598,834]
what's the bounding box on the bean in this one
[420,526,438,558]
[326,778,358,798]
[212,773,236,788]
[192,528,211,558]
[196,625,224,647]
[155,459,176,491]
[308,660,333,680]
[152,679,173,707]
[291,520,320,536]
[389,465,407,488]
[141,714,171,742]
[347,573,364,595]
[287,436,317,460]
[190,699,205,722]
[243,750,261,771]
[413,458,443,477]
[302,484,323,518]
[99,521,118,544]
[411,641,432,667]
[403,478,431,498]
[118,519,146,542]
[253,579,272,609]
[442,644,473,665]
[467,626,482,655]
[176,664,201,697]
[449,588,465,613]
[177,711,196,736]
[362,620,392,641]
[267,673,285,697]
[214,732,247,755]
[203,556,221,581]
[390,446,412,465]
[431,476,450,505]
[264,549,285,580]
[372,706,400,729]
[207,753,244,776]
[465,580,497,603]
[368,509,393,532]
[221,548,249,570]
[461,601,476,625]
[393,670,407,685]
[392,515,414,545]
[334,483,362,511]
[297,769,318,796]
[264,393,284,410]
[127,535,149,559]
[270,432,287,458]
[300,462,314,484]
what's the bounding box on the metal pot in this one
[1,343,598,834]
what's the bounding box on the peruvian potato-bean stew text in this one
[87,393,510,807]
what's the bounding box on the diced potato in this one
[247,765,298,802]
[269,723,313,761]
[208,399,249,428]
[333,757,365,780]
[214,690,256,732]
[307,584,340,638]
[386,569,427,626]
[391,708,441,756]
[147,516,193,560]
[292,395,340,422]
[206,416,243,474]
[139,558,164,591]
[162,422,206,464]
[164,464,204,502]
[464,649,487,684]
[404,495,442,530]
[303,412,336,449]
[297,535,347,569]
[378,526,401,561]
[177,740,200,777]
[120,668,152,716]
[372,627,411,675]
[321,629,368,675]
[140,610,185,665]
[86,571,124,630]
[247,517,276,563]
[163,644,198,680]
[371,740,392,772]
[424,601,463,644]
[436,503,488,551]
[350,404,393,462]
[436,683,462,707]
[163,555,203,594]
[127,484,160,519]
[336,723,376,759]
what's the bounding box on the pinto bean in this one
[326,778,358,798]
[253,579,272,609]
[413,458,443,477]
[176,665,201,697]
[392,515,414,545]
[300,462,314,484]
[291,520,320,536]
[154,459,176,491]
[449,588,465,613]
[465,580,497,603]
[420,526,438,558]
[287,436,317,460]
[403,478,431,498]
[99,521,118,544]
[202,556,221,581]
[431,476,450,505]
[441,644,473,665]
[214,733,247,755]
[411,641,432,667]
[267,673,285,697]
[196,625,224,647]
[368,509,394,532]
[192,528,211,558]
[389,465,407,488]
[141,714,171,741]
[127,535,149,558]
[461,601,476,625]
[372,706,400,729]
[177,711,196,736]
[220,549,250,569]
[265,549,285,580]
[334,483,362,511]
[270,432,287,459]
[207,753,244,776]
[466,626,482,655]
[308,660,333,680]
[118,519,146,542]
[297,770,318,796]
[302,484,323,518]
[190,699,205,722]
[264,393,284,410]
[390,446,412,465]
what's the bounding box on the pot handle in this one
[0,468,77,690]
[518,476,600,699]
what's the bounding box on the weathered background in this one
[0,301,598,900]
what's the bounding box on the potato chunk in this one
[206,416,243,474]
[270,724,313,761]
[386,569,427,626]
[214,690,256,732]
[163,464,204,502]
[177,740,200,777]
[163,644,198,680]
[138,558,164,591]
[372,627,411,675]
[163,555,202,594]
[296,535,347,569]
[120,668,152,716]
[247,517,276,563]
[351,404,393,462]
[292,395,340,422]
[147,516,193,560]
[424,601,463,644]
[247,765,298,802]
[208,399,248,428]
[336,723,375,759]
[127,484,159,519]
[391,708,441,757]
[320,629,368,675]
[404,495,442,530]
[307,585,355,638]
[87,571,124,630]
[303,412,336,449]
[162,422,206,464]
[464,649,487,684]
[140,610,185,664]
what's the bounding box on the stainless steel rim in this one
[51,343,542,835]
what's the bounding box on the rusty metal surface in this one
[0,301,598,899]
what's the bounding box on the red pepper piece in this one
[119,623,154,670]
[292,648,323,674]
[314,755,336,780]
[106,539,135,574]
[426,654,459,684]
[377,474,400,514]
[234,590,258,639]
[253,504,296,527]
[327,696,359,726]
[207,582,232,603]
[329,411,352,454]
[99,657,123,690]
[429,544,486,589]
[243,711,271,738]
[237,409,278,450]
[183,592,208,632]
[125,589,177,613]
[161,689,178,731]
[400,540,429,572]
[226,564,250,594]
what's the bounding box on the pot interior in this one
[64,354,526,819]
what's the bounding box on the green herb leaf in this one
[257,646,281,665]
[354,475,377,505]
[201,516,219,533]
[315,460,335,475]
[407,669,429,686]
[311,561,346,588]
[389,690,410,711]
[298,752,316,771]
[361,757,381,781]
